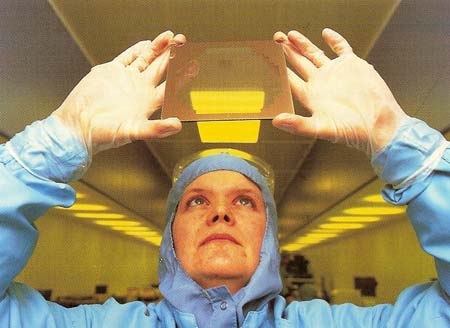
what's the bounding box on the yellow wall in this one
[17,213,160,300]
[301,217,437,304]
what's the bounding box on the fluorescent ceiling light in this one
[111,226,151,231]
[328,216,381,223]
[320,223,365,230]
[197,120,260,143]
[295,237,326,243]
[60,204,109,211]
[191,90,265,114]
[94,220,141,226]
[343,207,405,215]
[362,194,386,203]
[281,244,305,251]
[125,231,160,237]
[144,236,163,246]
[306,232,339,238]
[74,212,125,219]
[311,229,344,234]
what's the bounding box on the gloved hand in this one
[52,30,185,159]
[272,28,410,156]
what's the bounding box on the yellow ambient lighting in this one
[320,223,365,230]
[190,90,265,114]
[294,237,326,243]
[144,236,163,245]
[281,244,305,251]
[197,120,260,143]
[94,220,141,226]
[111,226,151,232]
[328,216,381,223]
[306,232,339,238]
[296,238,324,242]
[124,231,160,237]
[74,212,125,219]
[60,204,109,211]
[311,229,344,234]
[343,206,406,215]
[362,194,386,203]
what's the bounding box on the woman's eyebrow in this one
[228,188,264,201]
[181,188,209,197]
[183,187,260,196]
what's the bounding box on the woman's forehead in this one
[183,170,262,194]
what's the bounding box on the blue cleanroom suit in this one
[0,116,449,327]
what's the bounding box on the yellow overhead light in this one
[60,204,109,211]
[191,90,265,114]
[281,244,306,252]
[320,223,365,230]
[328,216,381,223]
[76,193,88,199]
[295,237,326,243]
[94,220,141,226]
[144,236,163,246]
[124,231,160,237]
[294,239,324,244]
[362,194,386,203]
[111,226,151,232]
[343,206,405,215]
[311,228,344,234]
[306,232,339,238]
[197,120,260,143]
[74,212,125,219]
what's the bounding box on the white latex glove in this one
[272,28,409,156]
[52,30,185,158]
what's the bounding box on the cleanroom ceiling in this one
[1,0,449,245]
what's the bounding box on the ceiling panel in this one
[367,0,450,131]
[48,0,399,63]
[0,0,91,136]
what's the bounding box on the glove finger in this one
[272,113,318,138]
[287,30,331,67]
[153,81,166,109]
[114,31,184,69]
[113,40,151,66]
[130,54,150,72]
[143,82,165,117]
[127,31,174,72]
[322,28,353,56]
[140,32,185,66]
[143,49,171,85]
[282,43,317,81]
[130,118,182,141]
[275,31,316,81]
[287,68,310,109]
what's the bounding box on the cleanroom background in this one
[1,0,449,304]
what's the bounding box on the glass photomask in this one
[162,40,294,121]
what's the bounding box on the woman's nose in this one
[207,205,235,226]
[211,214,231,223]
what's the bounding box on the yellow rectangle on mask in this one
[197,120,260,143]
[191,91,264,114]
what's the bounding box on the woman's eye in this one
[237,197,254,207]
[188,197,205,207]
